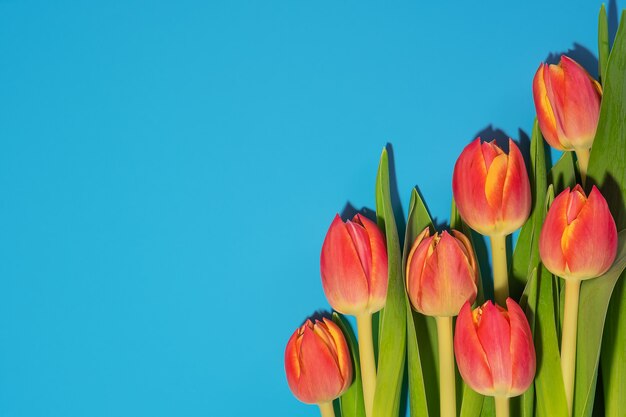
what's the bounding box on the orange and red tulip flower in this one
[285,318,353,405]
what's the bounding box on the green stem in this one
[489,234,509,305]
[495,396,510,417]
[356,313,376,417]
[318,401,336,417]
[436,316,456,417]
[575,148,590,187]
[561,279,581,416]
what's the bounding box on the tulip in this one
[454,299,536,417]
[539,185,617,415]
[539,185,617,280]
[320,214,388,316]
[406,227,478,417]
[285,318,353,417]
[533,55,602,183]
[452,138,531,304]
[320,214,388,417]
[406,228,478,317]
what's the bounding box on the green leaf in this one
[403,188,432,417]
[533,263,569,417]
[548,151,576,194]
[373,147,406,417]
[573,231,626,417]
[511,119,548,300]
[460,386,485,417]
[585,11,626,417]
[480,397,495,417]
[333,313,366,417]
[599,4,610,84]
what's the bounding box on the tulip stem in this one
[318,401,336,417]
[489,234,509,305]
[356,313,376,417]
[436,316,456,417]
[561,278,581,416]
[495,396,510,417]
[575,148,590,186]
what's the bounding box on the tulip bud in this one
[533,55,602,152]
[320,214,388,315]
[539,185,617,280]
[406,228,478,317]
[454,299,536,397]
[285,318,353,404]
[452,138,531,236]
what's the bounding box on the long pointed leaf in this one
[511,120,548,300]
[403,188,431,417]
[582,11,626,417]
[373,148,406,417]
[574,231,626,417]
[599,4,610,84]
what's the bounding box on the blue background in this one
[0,1,618,416]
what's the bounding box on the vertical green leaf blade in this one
[403,188,432,417]
[534,263,568,417]
[511,120,548,299]
[582,11,626,417]
[573,231,626,417]
[599,4,610,84]
[373,148,406,417]
[548,152,576,194]
[334,313,366,417]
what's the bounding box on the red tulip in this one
[533,55,602,152]
[285,318,353,404]
[454,299,536,397]
[406,228,478,317]
[320,214,388,315]
[452,138,531,236]
[539,185,617,280]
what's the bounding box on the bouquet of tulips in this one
[284,5,626,417]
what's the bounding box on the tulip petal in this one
[501,139,532,231]
[454,302,494,395]
[285,330,302,390]
[562,186,618,279]
[406,230,434,313]
[539,188,571,276]
[345,218,373,280]
[321,215,369,315]
[533,63,562,150]
[419,231,477,316]
[476,301,512,395]
[356,214,388,313]
[544,61,571,147]
[481,140,504,169]
[558,56,601,147]
[566,185,587,224]
[298,325,345,403]
[322,318,353,390]
[452,138,498,234]
[485,153,508,211]
[506,298,536,396]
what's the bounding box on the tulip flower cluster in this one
[284,12,624,417]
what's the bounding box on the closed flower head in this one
[533,55,602,151]
[406,228,478,317]
[452,138,531,236]
[320,214,388,316]
[285,318,353,404]
[539,185,617,280]
[454,299,536,398]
